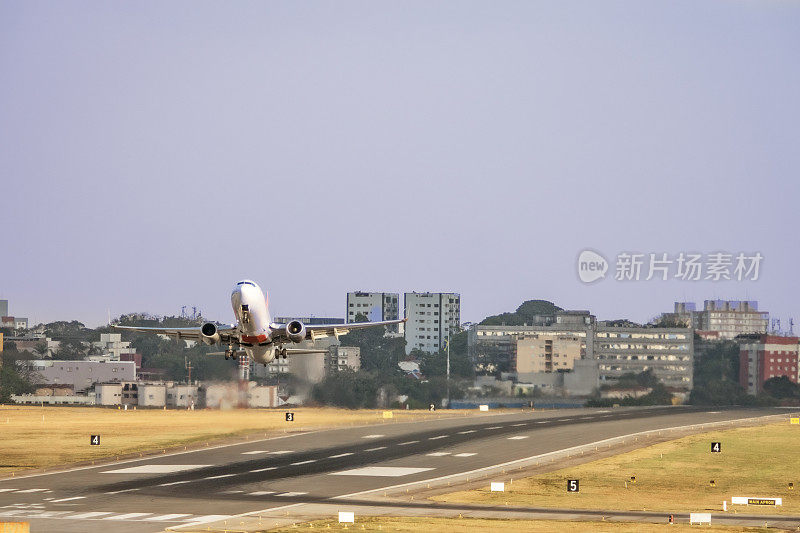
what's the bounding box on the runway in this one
[0,406,792,532]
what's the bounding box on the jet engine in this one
[200,322,221,345]
[286,320,306,343]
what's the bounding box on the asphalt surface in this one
[0,406,794,532]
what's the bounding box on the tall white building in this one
[346,292,401,334]
[404,292,460,354]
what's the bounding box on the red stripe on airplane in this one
[241,334,268,343]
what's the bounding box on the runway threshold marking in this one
[329,452,354,458]
[104,512,152,520]
[68,512,114,519]
[144,513,192,521]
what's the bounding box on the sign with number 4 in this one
[711,442,721,453]
[90,435,100,446]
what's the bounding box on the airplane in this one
[112,280,406,365]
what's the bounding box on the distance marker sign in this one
[567,480,579,492]
[285,412,294,422]
[90,435,100,446]
[711,442,721,453]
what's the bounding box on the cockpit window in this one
[237,281,255,287]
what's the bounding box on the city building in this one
[594,324,693,389]
[469,311,594,374]
[738,334,800,395]
[166,384,199,408]
[325,345,360,373]
[93,333,137,359]
[346,292,401,334]
[138,383,167,407]
[667,300,768,339]
[18,360,136,392]
[0,300,28,331]
[404,292,460,354]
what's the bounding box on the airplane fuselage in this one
[230,280,276,364]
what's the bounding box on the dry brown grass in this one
[434,421,800,515]
[0,405,472,475]
[268,516,768,532]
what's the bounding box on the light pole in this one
[446,331,450,408]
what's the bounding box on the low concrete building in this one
[95,383,123,406]
[167,384,199,408]
[138,384,167,407]
[247,384,279,408]
[13,393,95,405]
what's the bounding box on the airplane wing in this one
[111,324,239,344]
[271,318,406,343]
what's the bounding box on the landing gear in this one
[277,347,287,359]
[224,343,235,360]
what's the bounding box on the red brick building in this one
[739,335,799,395]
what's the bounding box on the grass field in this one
[433,421,800,515]
[268,517,771,532]
[0,405,464,475]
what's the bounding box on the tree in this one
[689,340,750,406]
[762,376,800,400]
[339,314,406,377]
[480,300,562,326]
[311,370,380,408]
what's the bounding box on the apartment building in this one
[346,292,400,334]
[668,300,768,339]
[738,334,799,395]
[404,292,460,354]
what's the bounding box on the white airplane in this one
[112,279,405,365]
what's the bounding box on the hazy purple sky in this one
[2,1,798,329]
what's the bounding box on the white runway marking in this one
[362,434,384,439]
[144,514,192,521]
[428,435,448,440]
[241,450,270,455]
[158,480,191,486]
[249,467,277,473]
[511,423,526,426]
[290,460,316,466]
[104,512,152,520]
[204,474,235,480]
[0,489,17,492]
[15,488,48,493]
[457,430,476,434]
[328,452,354,458]
[535,421,548,424]
[50,496,85,503]
[365,446,386,452]
[248,491,275,496]
[485,426,502,429]
[398,440,419,445]
[69,512,114,519]
[277,491,308,497]
[508,436,529,440]
[268,450,293,455]
[426,452,451,457]
[103,464,210,474]
[559,418,573,421]
[188,515,234,523]
[104,488,139,494]
[454,453,477,457]
[331,466,434,477]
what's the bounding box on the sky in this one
[1,1,799,329]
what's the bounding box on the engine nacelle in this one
[200,322,221,345]
[286,320,306,343]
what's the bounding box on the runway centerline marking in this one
[268,450,293,455]
[277,491,308,497]
[248,491,274,496]
[329,452,354,458]
[426,452,451,457]
[158,480,191,486]
[485,426,503,429]
[102,464,210,475]
[14,489,48,493]
[205,474,235,480]
[362,434,384,439]
[508,436,529,440]
[365,446,387,452]
[398,441,419,445]
[249,467,277,473]
[454,453,477,457]
[290,460,316,466]
[511,423,526,427]
[535,421,548,424]
[331,466,434,477]
[457,430,476,434]
[50,496,85,503]
[428,435,448,440]
[241,450,270,455]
